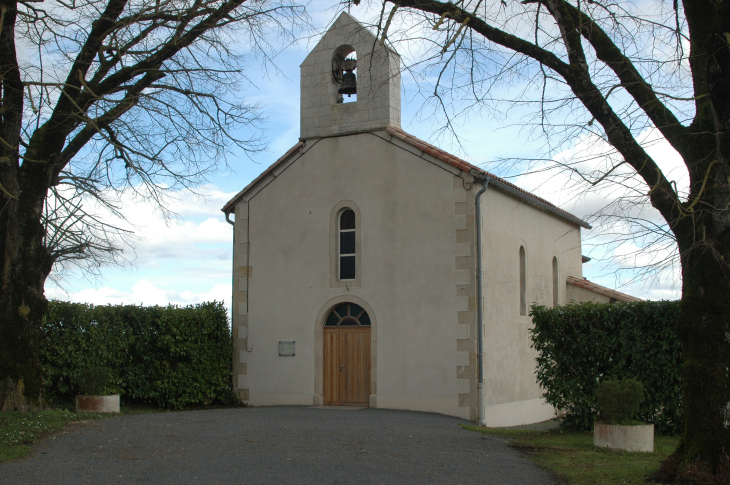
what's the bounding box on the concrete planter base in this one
[594,423,654,452]
[76,395,120,413]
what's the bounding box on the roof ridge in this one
[221,129,591,230]
[385,127,590,229]
[221,141,305,213]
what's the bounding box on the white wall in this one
[235,132,469,418]
[480,188,583,426]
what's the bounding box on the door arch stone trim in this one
[314,295,377,406]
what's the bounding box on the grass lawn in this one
[461,424,679,484]
[0,409,113,463]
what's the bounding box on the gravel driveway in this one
[1,406,552,484]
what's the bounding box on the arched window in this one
[552,257,559,307]
[519,246,527,315]
[330,201,360,288]
[325,302,371,327]
[339,209,356,280]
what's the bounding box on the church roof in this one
[566,276,642,302]
[385,127,591,229]
[222,141,305,213]
[221,128,591,230]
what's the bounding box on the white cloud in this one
[166,186,240,218]
[55,184,237,269]
[45,183,237,309]
[47,279,232,313]
[511,127,686,210]
[583,263,681,302]
[131,217,231,263]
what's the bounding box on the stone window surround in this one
[330,200,361,288]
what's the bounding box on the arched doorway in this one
[323,302,371,406]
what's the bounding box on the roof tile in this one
[566,275,642,302]
[385,126,588,227]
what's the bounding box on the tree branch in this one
[547,0,691,159]
[396,0,683,227]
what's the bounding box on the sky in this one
[45,1,684,315]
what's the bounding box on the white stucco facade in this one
[233,133,474,418]
[479,187,583,426]
[222,13,606,425]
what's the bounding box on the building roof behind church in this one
[566,276,642,302]
[221,128,591,230]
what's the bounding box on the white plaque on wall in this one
[279,341,295,356]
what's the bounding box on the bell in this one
[338,70,357,97]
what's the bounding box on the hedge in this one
[41,300,236,409]
[529,300,682,434]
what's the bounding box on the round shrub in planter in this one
[593,378,653,452]
[75,368,120,413]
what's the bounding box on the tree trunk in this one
[0,0,53,405]
[675,240,730,469]
[0,178,52,405]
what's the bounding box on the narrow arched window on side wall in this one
[519,246,526,315]
[552,257,559,308]
[339,209,356,280]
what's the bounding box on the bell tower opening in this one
[332,46,357,103]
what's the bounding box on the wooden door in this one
[323,327,370,406]
[323,328,340,405]
[339,327,370,405]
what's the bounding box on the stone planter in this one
[594,423,654,452]
[76,395,120,413]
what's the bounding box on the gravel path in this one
[1,406,553,484]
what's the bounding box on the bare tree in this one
[0,0,306,405]
[366,0,730,473]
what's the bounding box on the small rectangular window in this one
[340,256,356,279]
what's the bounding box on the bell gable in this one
[299,12,401,139]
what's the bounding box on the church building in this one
[222,13,637,426]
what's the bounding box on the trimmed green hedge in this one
[530,301,682,434]
[41,301,236,409]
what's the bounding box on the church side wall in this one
[232,132,470,419]
[480,189,583,426]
